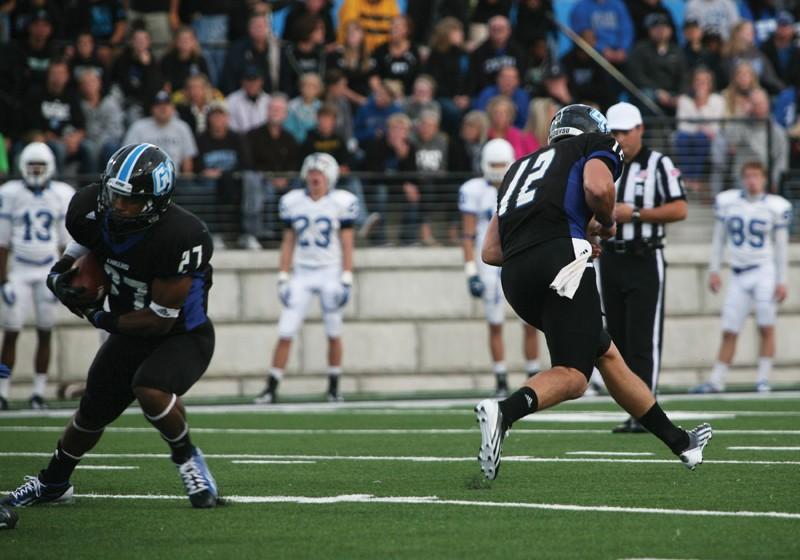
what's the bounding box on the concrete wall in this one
[5,245,800,399]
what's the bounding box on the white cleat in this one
[755,381,771,393]
[475,399,507,481]
[253,390,275,405]
[679,423,713,470]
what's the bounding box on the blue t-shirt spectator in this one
[569,0,634,54]
[473,86,530,129]
[353,85,402,144]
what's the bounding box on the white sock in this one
[33,374,47,397]
[492,361,507,375]
[0,378,9,399]
[756,357,772,385]
[709,361,729,390]
[327,366,342,377]
[269,367,284,381]
[526,360,541,374]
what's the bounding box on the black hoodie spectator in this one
[467,17,526,95]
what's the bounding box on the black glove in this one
[467,275,485,298]
[46,267,85,316]
[80,304,119,333]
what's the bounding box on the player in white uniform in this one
[459,139,541,397]
[255,153,358,403]
[694,160,792,393]
[0,143,75,410]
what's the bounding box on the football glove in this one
[337,270,353,308]
[277,271,291,307]
[0,282,16,306]
[46,266,85,315]
[465,262,484,298]
[81,304,118,333]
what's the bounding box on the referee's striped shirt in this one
[614,147,687,241]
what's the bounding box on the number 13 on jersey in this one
[498,149,555,216]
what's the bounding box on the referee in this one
[599,102,688,433]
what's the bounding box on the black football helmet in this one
[98,143,176,236]
[548,104,611,145]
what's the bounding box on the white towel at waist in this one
[549,238,593,299]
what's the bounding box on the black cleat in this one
[0,505,18,529]
[29,395,48,410]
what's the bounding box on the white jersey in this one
[714,190,792,269]
[279,188,359,268]
[459,178,499,266]
[0,180,74,265]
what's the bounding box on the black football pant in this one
[597,249,666,392]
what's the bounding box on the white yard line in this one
[566,452,655,457]
[2,451,799,466]
[231,460,317,465]
[75,465,139,470]
[728,446,800,451]
[8,491,794,521]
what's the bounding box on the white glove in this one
[277,271,291,307]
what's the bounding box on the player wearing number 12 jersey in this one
[474,104,712,481]
[2,143,219,509]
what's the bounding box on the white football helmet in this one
[300,152,339,190]
[481,139,515,184]
[19,142,56,190]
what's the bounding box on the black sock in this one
[495,372,507,389]
[166,429,194,464]
[40,441,80,485]
[267,375,280,393]
[637,403,690,455]
[328,374,339,395]
[498,387,538,430]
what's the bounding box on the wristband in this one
[464,261,478,277]
[340,270,353,286]
[277,271,290,283]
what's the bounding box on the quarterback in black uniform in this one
[474,105,712,480]
[1,143,219,508]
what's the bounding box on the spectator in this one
[726,88,788,188]
[160,25,210,93]
[474,66,529,128]
[285,72,322,144]
[369,15,421,96]
[327,20,373,104]
[722,60,761,116]
[5,9,58,96]
[521,35,552,99]
[685,0,740,41]
[569,0,634,66]
[628,13,687,115]
[243,94,300,246]
[126,0,180,57]
[412,109,449,245]
[353,79,402,144]
[176,73,217,137]
[527,96,560,146]
[69,31,106,85]
[123,90,198,173]
[561,29,615,110]
[182,0,233,87]
[337,0,400,55]
[300,104,349,165]
[698,27,727,89]
[425,17,470,134]
[541,64,575,107]
[467,15,525,96]
[675,67,726,189]
[220,11,280,95]
[66,0,126,64]
[468,0,512,47]
[624,0,677,45]
[279,15,327,98]
[683,18,707,71]
[109,25,164,121]
[323,69,356,142]
[723,20,784,94]
[759,11,799,87]
[514,0,555,49]
[406,0,469,45]
[226,66,270,134]
[283,0,336,47]
[404,75,441,123]
[448,109,488,175]
[486,95,538,158]
[78,67,124,170]
[23,58,94,174]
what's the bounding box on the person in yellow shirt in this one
[337,0,400,54]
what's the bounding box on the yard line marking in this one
[16,492,798,521]
[728,446,800,451]
[566,452,655,457]
[231,460,317,465]
[75,465,139,470]
[2,451,800,466]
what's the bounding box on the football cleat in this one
[176,447,218,508]
[327,392,344,403]
[475,399,507,481]
[0,396,8,411]
[755,381,771,393]
[254,389,276,404]
[29,394,48,410]
[679,423,713,470]
[1,475,73,507]
[690,382,722,394]
[0,505,18,529]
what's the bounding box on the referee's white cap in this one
[606,102,643,131]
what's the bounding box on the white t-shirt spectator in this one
[123,116,198,169]
[685,0,740,40]
[676,93,725,136]
[226,89,270,134]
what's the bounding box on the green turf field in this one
[1,394,799,559]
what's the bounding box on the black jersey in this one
[66,184,214,335]
[497,132,623,260]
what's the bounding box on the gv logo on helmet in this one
[152,160,174,196]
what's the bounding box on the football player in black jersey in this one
[474,105,713,480]
[1,143,219,508]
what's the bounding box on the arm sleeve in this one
[655,155,687,201]
[339,193,359,228]
[709,219,726,273]
[0,192,11,247]
[278,194,293,228]
[458,183,479,214]
[774,227,789,284]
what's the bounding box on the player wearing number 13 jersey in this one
[2,143,220,510]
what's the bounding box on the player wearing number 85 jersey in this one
[2,143,220,509]
[693,161,792,394]
[255,153,358,404]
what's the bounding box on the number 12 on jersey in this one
[498,149,555,216]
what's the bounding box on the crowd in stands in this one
[0,0,798,247]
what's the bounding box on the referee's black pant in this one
[597,248,666,391]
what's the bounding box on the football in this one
[0,505,18,530]
[70,252,109,305]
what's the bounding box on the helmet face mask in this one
[19,142,56,191]
[548,104,610,145]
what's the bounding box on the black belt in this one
[732,264,760,275]
[601,239,664,255]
